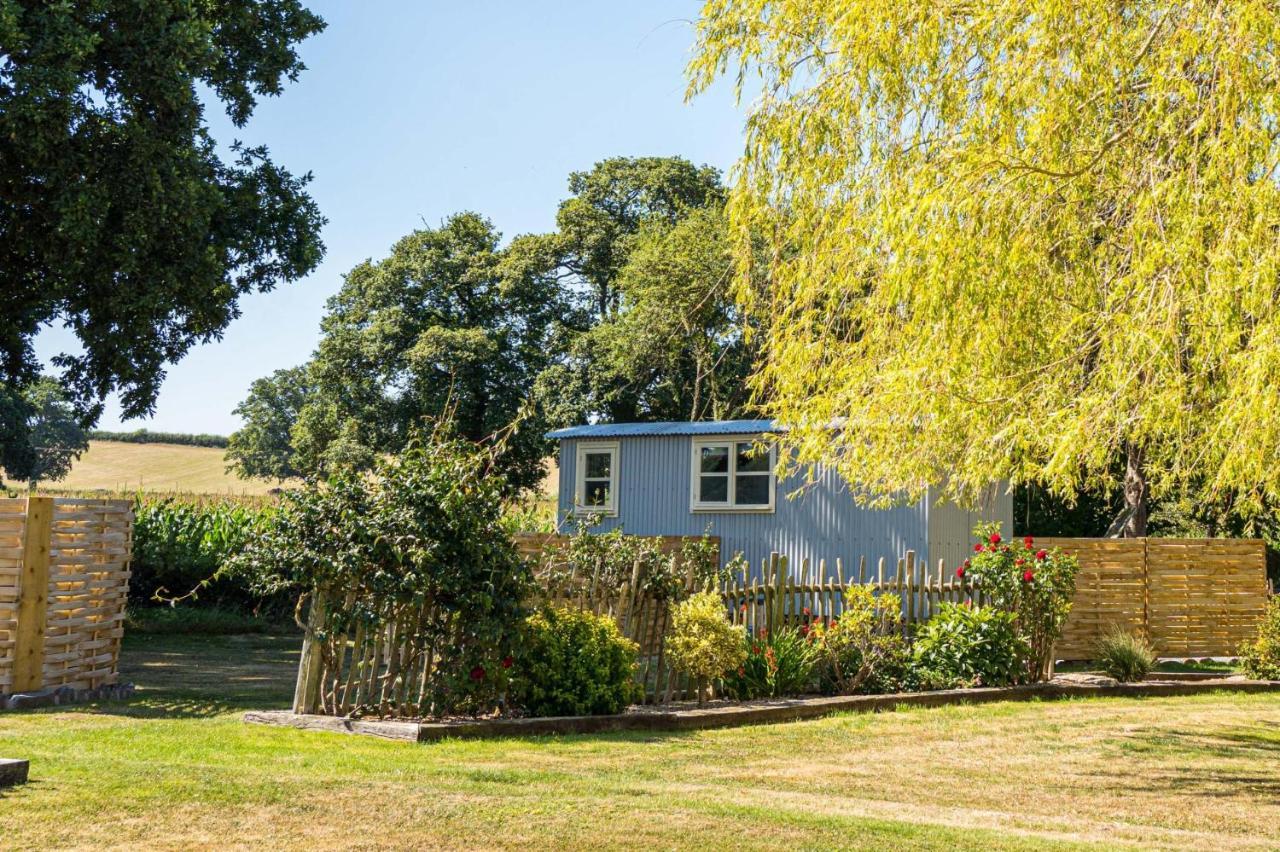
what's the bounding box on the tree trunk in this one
[1121,443,1149,537]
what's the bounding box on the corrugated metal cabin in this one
[548,420,1013,577]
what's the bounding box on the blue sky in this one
[34,1,745,435]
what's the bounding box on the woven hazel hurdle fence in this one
[0,497,133,697]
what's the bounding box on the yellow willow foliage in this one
[686,1,1280,514]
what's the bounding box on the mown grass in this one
[4,634,1280,850]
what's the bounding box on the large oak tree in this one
[688,1,1280,534]
[0,0,326,477]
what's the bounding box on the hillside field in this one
[43,440,283,496]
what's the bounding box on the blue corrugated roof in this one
[546,420,782,439]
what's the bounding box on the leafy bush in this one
[913,602,1027,688]
[125,605,289,635]
[965,524,1079,680]
[231,426,532,716]
[130,495,277,613]
[510,607,639,716]
[665,591,747,704]
[1240,597,1280,681]
[1094,627,1156,682]
[539,515,722,600]
[723,627,819,699]
[810,585,909,695]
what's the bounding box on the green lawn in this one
[4,635,1280,850]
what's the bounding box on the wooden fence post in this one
[13,496,53,693]
[293,587,329,714]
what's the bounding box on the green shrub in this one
[811,585,909,695]
[666,591,747,704]
[965,524,1079,681]
[1240,597,1280,680]
[130,495,277,613]
[723,627,819,699]
[1094,627,1156,682]
[913,602,1027,688]
[231,426,532,716]
[125,605,291,635]
[510,607,639,716]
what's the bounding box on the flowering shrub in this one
[809,585,908,695]
[665,591,748,705]
[1239,597,1280,681]
[964,524,1079,680]
[912,602,1027,687]
[509,606,639,717]
[722,627,819,699]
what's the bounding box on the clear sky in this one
[34,1,745,436]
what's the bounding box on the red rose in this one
[501,656,513,669]
[802,607,811,616]
[955,566,966,578]
[1035,549,1047,561]
[989,532,1002,545]
[1015,557,1025,566]
[974,543,984,553]
[800,624,809,636]
[1023,535,1034,548]
[470,665,486,681]
[1023,570,1035,583]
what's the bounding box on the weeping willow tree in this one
[687,2,1280,535]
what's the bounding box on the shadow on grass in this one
[1103,721,1280,797]
[77,632,302,719]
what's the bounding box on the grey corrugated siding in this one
[558,435,936,580]
[925,487,1016,573]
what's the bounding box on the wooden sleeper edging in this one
[244,677,1280,743]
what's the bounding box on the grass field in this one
[45,440,284,495]
[4,635,1280,849]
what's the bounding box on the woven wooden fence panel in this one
[0,497,132,696]
[1041,537,1267,659]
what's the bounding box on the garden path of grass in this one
[3,633,1280,850]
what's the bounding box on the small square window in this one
[575,443,618,515]
[691,437,775,512]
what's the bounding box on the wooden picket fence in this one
[0,497,133,696]
[292,535,1270,716]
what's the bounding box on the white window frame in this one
[689,436,776,513]
[574,441,619,516]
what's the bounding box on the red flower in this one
[737,667,745,677]
[1023,570,1035,583]
[501,656,513,669]
[1035,549,1047,561]
[799,624,810,636]
[1015,557,1025,566]
[963,559,971,568]
[470,665,486,681]
[802,607,811,616]
[955,566,966,578]
[740,603,748,612]
[1023,535,1034,548]
[989,532,1002,545]
[974,543,984,553]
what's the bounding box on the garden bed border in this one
[245,676,1280,743]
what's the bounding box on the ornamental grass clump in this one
[1239,597,1280,681]
[666,590,747,705]
[1094,627,1156,682]
[964,524,1079,681]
